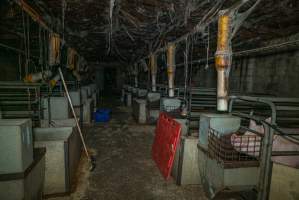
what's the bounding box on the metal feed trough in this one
[0,148,46,200]
[33,127,81,196]
[0,119,33,174]
[197,113,260,198]
[42,96,70,120]
[40,81,84,127]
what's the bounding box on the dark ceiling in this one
[1,0,299,65]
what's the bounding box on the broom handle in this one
[58,67,91,160]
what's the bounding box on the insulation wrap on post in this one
[215,11,232,111]
[49,33,61,66]
[167,43,176,97]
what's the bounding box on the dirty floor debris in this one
[48,100,207,200]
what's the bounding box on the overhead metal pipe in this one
[150,54,157,92]
[215,11,232,111]
[167,43,176,97]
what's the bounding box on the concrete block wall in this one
[171,49,299,98]
[230,50,299,97]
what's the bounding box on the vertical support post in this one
[134,64,138,88]
[215,11,232,112]
[150,54,157,92]
[167,43,176,97]
[258,123,274,200]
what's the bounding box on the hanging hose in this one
[22,10,28,76]
[183,37,189,101]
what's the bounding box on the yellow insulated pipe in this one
[215,11,232,111]
[167,43,176,97]
[49,33,61,66]
[150,54,157,92]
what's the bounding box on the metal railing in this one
[228,95,299,200]
[0,81,42,127]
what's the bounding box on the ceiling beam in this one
[14,0,49,31]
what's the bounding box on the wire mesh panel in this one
[208,128,261,168]
[161,105,181,114]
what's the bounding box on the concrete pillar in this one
[167,43,176,97]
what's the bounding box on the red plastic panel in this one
[152,112,182,180]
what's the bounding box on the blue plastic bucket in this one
[94,108,111,122]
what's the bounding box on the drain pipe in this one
[215,11,232,112]
[167,43,176,97]
[150,53,157,92]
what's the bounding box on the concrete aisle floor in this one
[49,98,207,200]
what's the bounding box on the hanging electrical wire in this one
[188,35,195,114]
[22,9,28,76]
[107,0,116,53]
[205,25,210,69]
[27,14,30,73]
[62,0,67,41]
[183,37,189,100]
[43,29,49,72]
[18,54,22,81]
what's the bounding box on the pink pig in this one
[231,118,299,168]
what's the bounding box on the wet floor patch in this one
[48,104,207,200]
